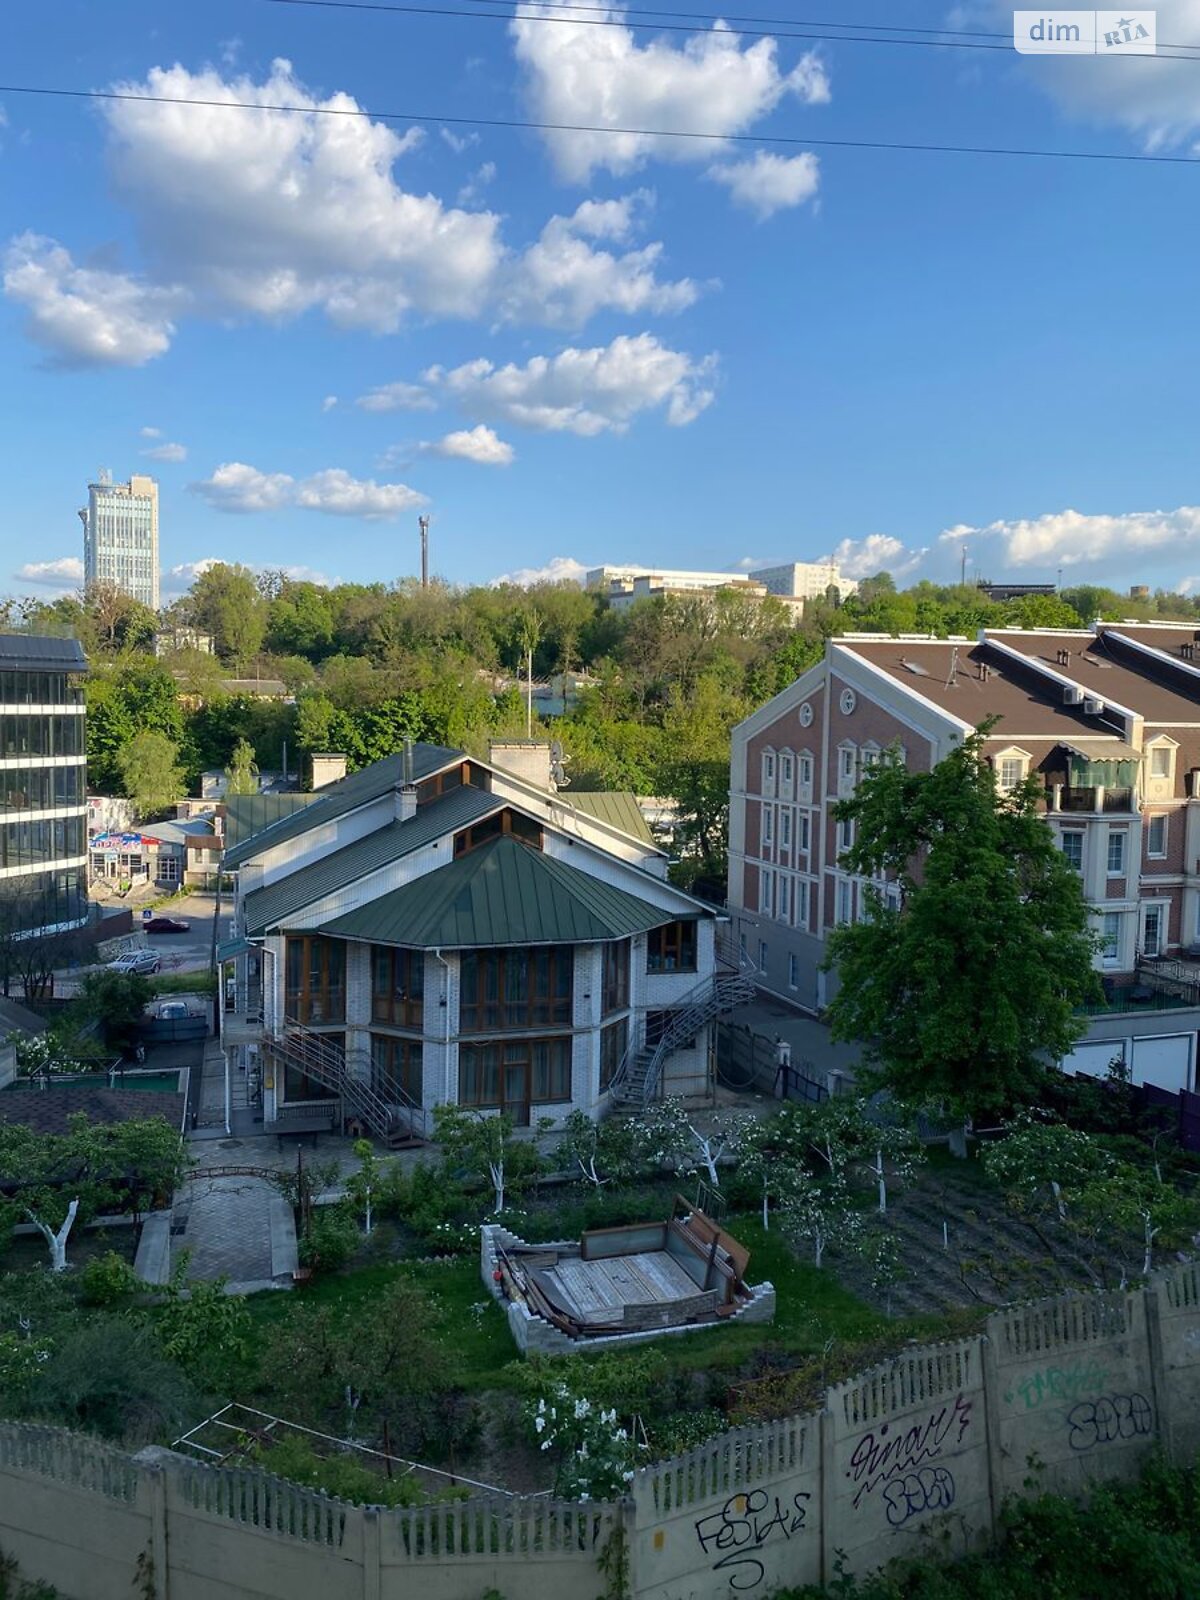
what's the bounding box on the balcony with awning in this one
[1047,738,1140,814]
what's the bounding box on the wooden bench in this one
[273,1103,337,1149]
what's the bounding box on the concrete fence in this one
[3,1265,1200,1600]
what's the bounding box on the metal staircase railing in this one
[609,967,756,1107]
[262,1018,429,1143]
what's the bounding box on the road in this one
[56,891,233,993]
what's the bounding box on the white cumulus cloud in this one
[423,425,515,466]
[830,533,925,580]
[707,150,820,219]
[502,192,701,327]
[424,333,717,436]
[492,556,590,586]
[14,557,85,588]
[99,60,502,330]
[321,394,339,412]
[511,2,830,181]
[947,505,1200,569]
[142,441,188,463]
[355,380,436,413]
[190,461,427,519]
[3,233,182,367]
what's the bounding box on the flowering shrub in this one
[421,1220,480,1257]
[528,1382,642,1501]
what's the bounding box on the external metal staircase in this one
[609,966,756,1107]
[262,1019,429,1147]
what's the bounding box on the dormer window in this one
[837,743,857,797]
[1148,743,1175,780]
[993,746,1032,795]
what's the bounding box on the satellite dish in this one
[549,740,571,789]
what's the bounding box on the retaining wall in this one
[3,1266,1200,1599]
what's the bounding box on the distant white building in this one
[750,562,858,603]
[586,561,856,612]
[79,472,160,610]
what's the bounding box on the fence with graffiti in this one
[2,1265,1199,1600]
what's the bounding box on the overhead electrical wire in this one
[260,0,1200,57]
[1,80,1196,167]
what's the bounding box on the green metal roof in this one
[566,790,656,847]
[318,835,699,949]
[222,743,464,868]
[223,793,318,850]
[243,785,499,935]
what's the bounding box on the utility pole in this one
[418,515,430,589]
[526,644,533,737]
[960,544,968,589]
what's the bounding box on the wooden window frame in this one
[370,1033,423,1104]
[453,807,544,858]
[371,945,424,1028]
[459,1035,572,1109]
[459,946,574,1033]
[599,1017,628,1091]
[601,939,630,1017]
[647,920,698,974]
[284,935,346,1026]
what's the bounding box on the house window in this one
[1107,831,1126,876]
[158,855,180,883]
[779,753,794,800]
[780,810,791,850]
[459,1036,572,1109]
[860,744,881,776]
[1143,904,1163,958]
[371,946,424,1028]
[1149,745,1172,779]
[647,921,698,974]
[284,1033,344,1102]
[599,1018,627,1091]
[797,814,810,854]
[759,868,775,917]
[798,754,814,799]
[284,936,346,1026]
[370,1034,423,1104]
[838,745,857,795]
[1147,815,1167,858]
[777,876,791,924]
[997,756,1026,794]
[1061,831,1084,872]
[837,816,855,855]
[758,940,768,973]
[788,953,799,990]
[795,879,810,927]
[454,808,543,857]
[602,940,630,1016]
[761,751,776,795]
[836,879,852,925]
[762,807,774,848]
[459,948,573,1033]
[1102,912,1121,964]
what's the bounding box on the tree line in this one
[7,564,1199,885]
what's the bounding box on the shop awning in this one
[216,936,254,962]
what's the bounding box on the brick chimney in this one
[487,739,553,792]
[311,752,348,790]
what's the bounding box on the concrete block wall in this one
[7,1266,1200,1600]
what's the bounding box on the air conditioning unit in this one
[1083,696,1103,715]
[1062,686,1083,706]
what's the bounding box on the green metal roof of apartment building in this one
[243,784,499,935]
[319,835,702,949]
[565,790,655,846]
[223,743,464,868]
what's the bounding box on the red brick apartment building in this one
[728,622,1200,1093]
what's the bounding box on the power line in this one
[1,80,1198,166]
[260,0,1200,57]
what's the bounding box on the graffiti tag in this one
[846,1392,972,1512]
[882,1465,956,1527]
[1004,1360,1108,1412]
[1066,1393,1153,1452]
[693,1488,811,1591]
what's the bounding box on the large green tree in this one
[116,730,185,820]
[189,563,267,665]
[825,726,1101,1121]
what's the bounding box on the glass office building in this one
[80,472,160,610]
[0,635,88,937]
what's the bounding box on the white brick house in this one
[219,741,721,1137]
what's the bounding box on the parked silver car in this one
[107,950,160,976]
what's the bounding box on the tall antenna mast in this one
[418,515,430,589]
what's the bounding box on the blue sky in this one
[2,0,1199,599]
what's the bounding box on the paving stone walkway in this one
[171,1171,278,1285]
